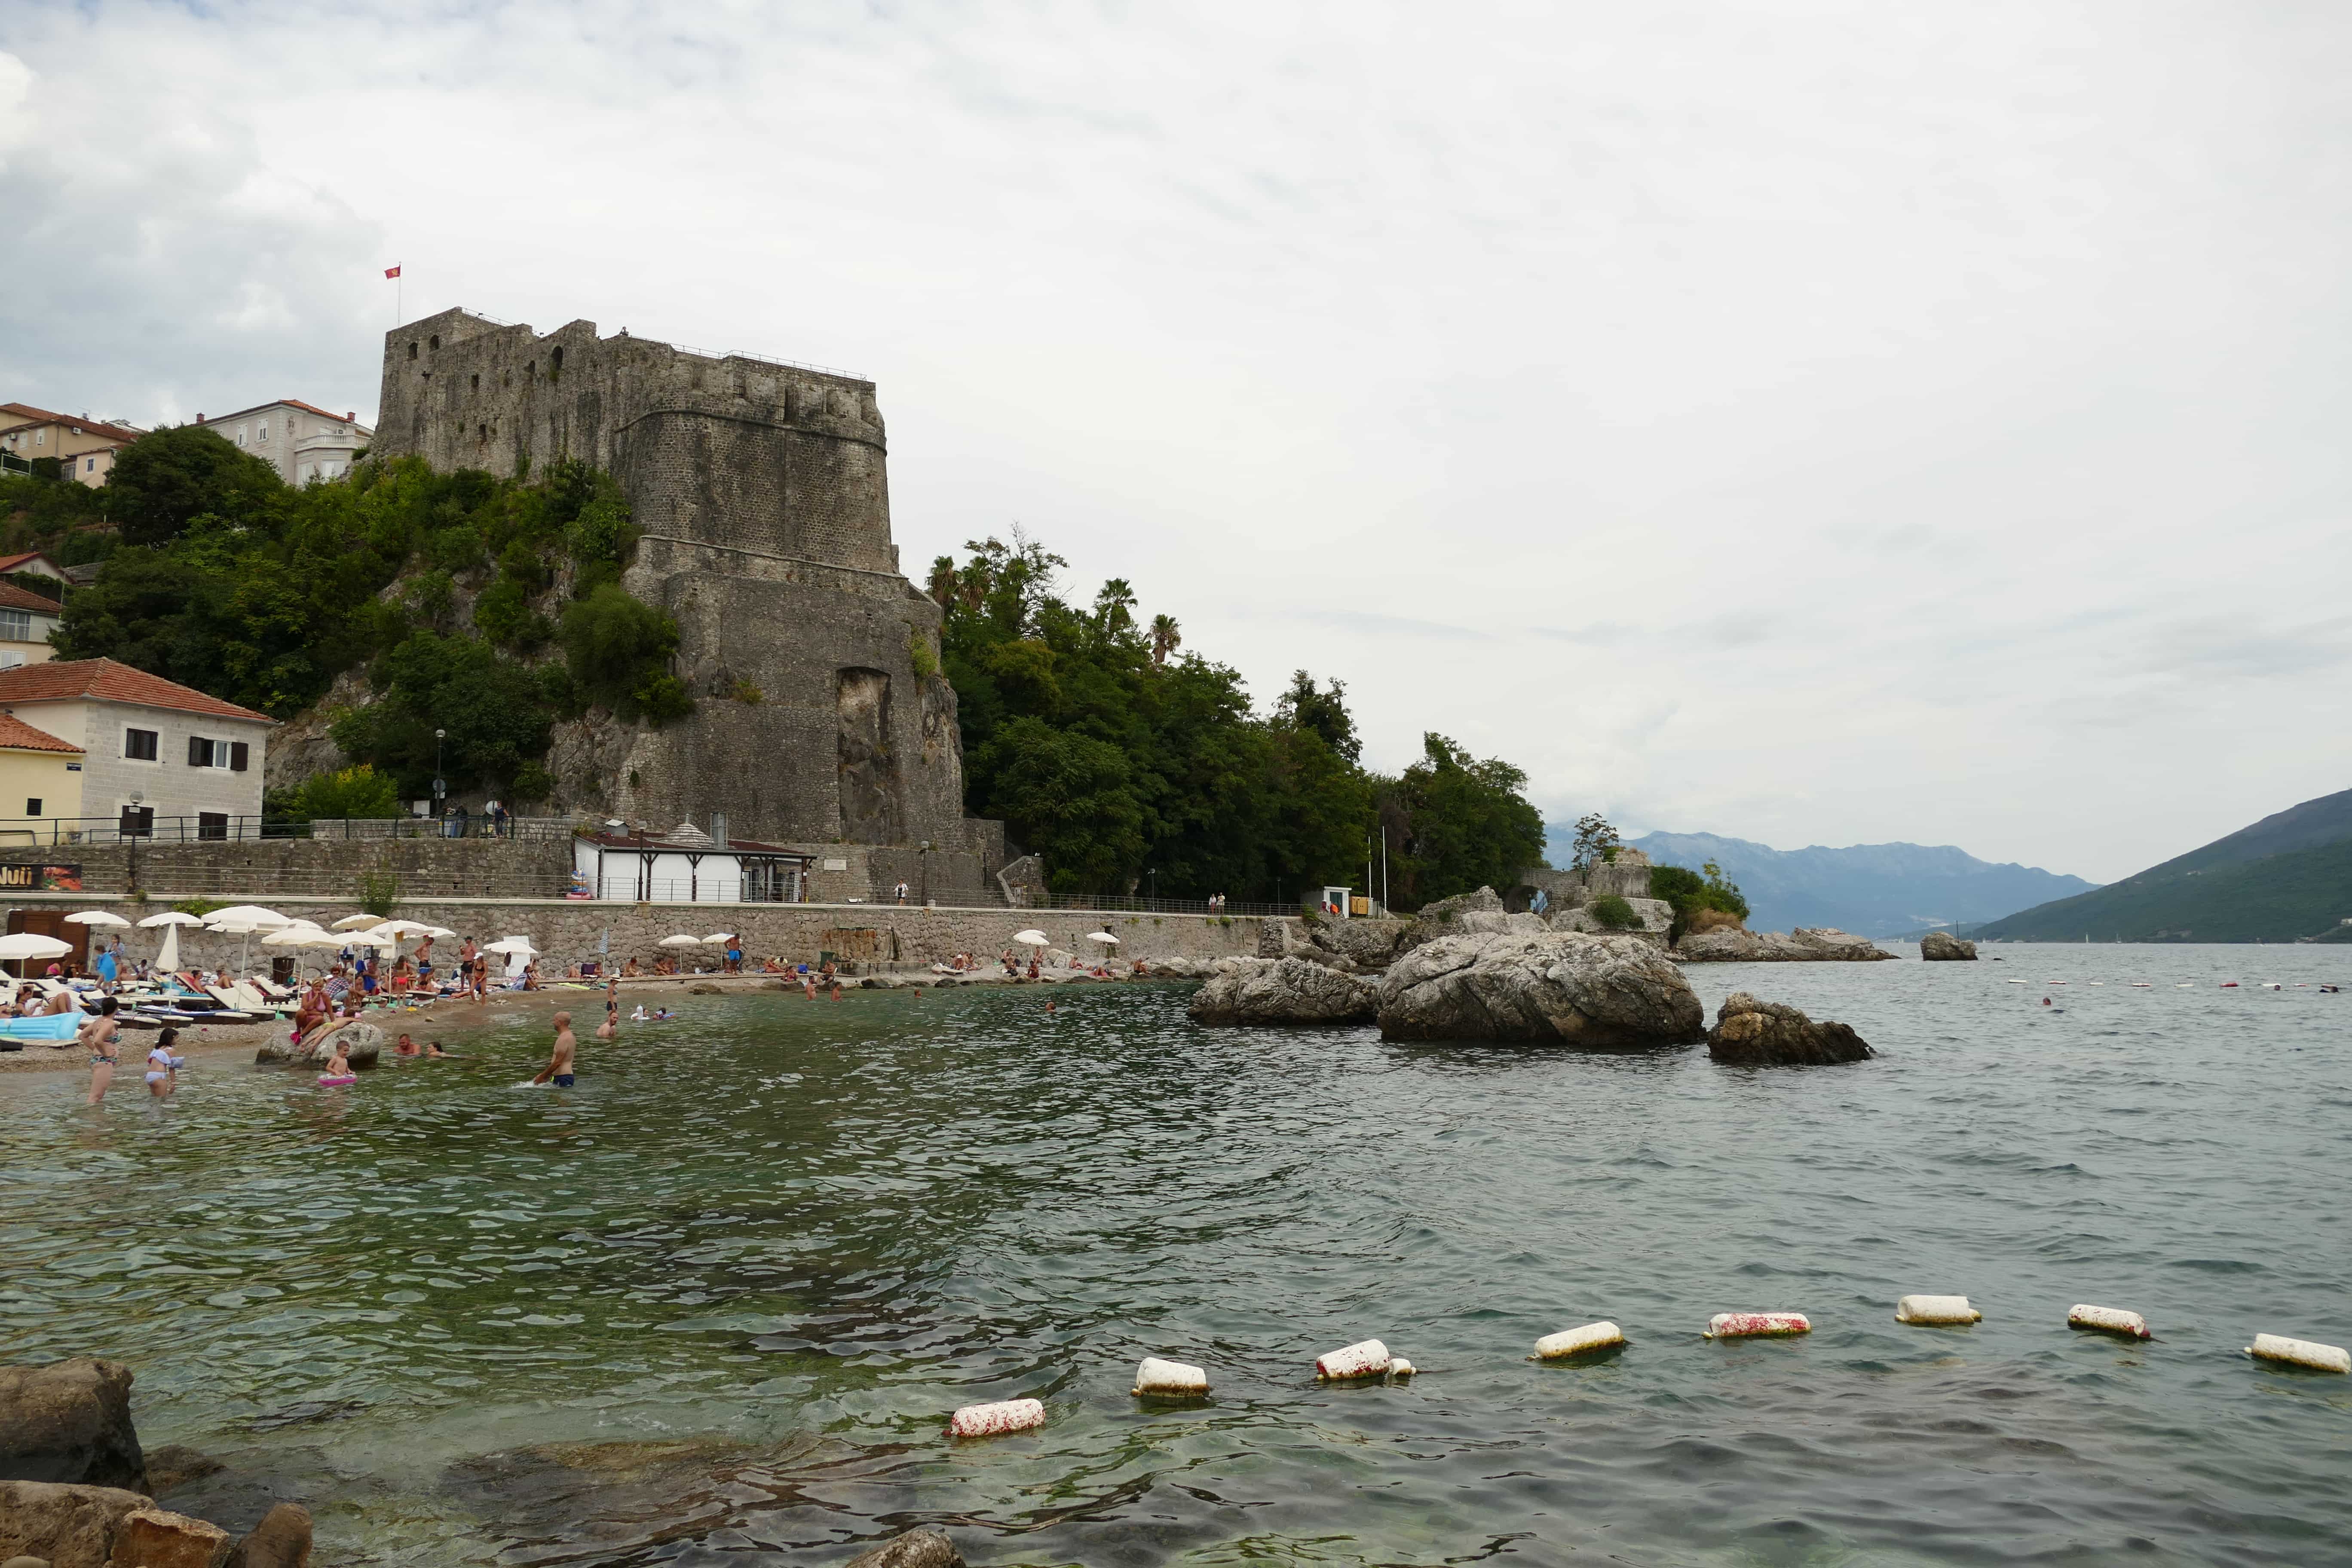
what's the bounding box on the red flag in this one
[384,265,401,279]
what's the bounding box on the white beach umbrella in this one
[0,933,73,963]
[64,911,132,928]
[657,933,702,948]
[204,906,294,976]
[367,920,440,938]
[1085,931,1120,945]
[330,913,387,931]
[204,906,292,931]
[261,923,334,946]
[138,910,203,973]
[481,937,538,955]
[700,932,735,944]
[1013,929,1050,946]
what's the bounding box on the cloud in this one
[4,0,2352,881]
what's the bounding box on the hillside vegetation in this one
[1976,787,2352,943]
[1,426,687,805]
[930,534,1547,906]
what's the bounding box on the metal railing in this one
[0,815,579,846]
[971,891,1313,919]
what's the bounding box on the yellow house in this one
[0,712,84,841]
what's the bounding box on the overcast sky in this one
[5,0,2348,882]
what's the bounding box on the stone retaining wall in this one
[5,893,1281,974]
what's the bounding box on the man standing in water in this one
[532,1011,577,1087]
[81,997,121,1105]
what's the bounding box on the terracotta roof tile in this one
[0,658,274,723]
[0,582,64,614]
[0,712,81,753]
[0,714,81,757]
[0,404,145,444]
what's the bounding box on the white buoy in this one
[1534,1321,1626,1360]
[1387,1357,1415,1378]
[946,1397,1046,1437]
[1132,1357,1210,1397]
[1315,1338,1392,1380]
[1896,1295,1981,1326]
[2068,1304,2150,1339]
[1704,1311,1810,1339]
[2247,1333,2351,1373]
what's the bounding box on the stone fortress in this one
[374,309,1011,900]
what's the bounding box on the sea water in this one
[2,944,2347,1565]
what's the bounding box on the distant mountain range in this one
[1552,830,2099,937]
[1975,786,2352,943]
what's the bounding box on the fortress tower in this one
[375,309,1001,888]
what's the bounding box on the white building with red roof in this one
[0,658,273,836]
[0,581,65,670]
[194,399,372,486]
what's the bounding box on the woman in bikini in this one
[146,1027,185,1100]
[82,998,122,1105]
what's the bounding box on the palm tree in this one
[1094,578,1138,636]
[926,555,959,608]
[1150,613,1182,668]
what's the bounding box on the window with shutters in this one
[198,812,229,840]
[0,610,30,640]
[124,728,158,762]
[230,741,250,772]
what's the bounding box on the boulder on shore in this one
[1374,931,1705,1047]
[0,1479,151,1568]
[255,1022,383,1070]
[1188,958,1377,1026]
[1707,992,1873,1065]
[1674,927,1896,963]
[1920,931,1978,961]
[0,1359,145,1492]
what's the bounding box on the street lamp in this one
[1147,867,1157,909]
[126,790,143,891]
[919,839,932,906]
[432,728,447,833]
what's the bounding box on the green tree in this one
[285,764,404,821]
[107,425,282,546]
[1378,733,1547,907]
[1568,811,1621,871]
[558,585,691,722]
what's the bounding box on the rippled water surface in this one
[5,944,2350,1566]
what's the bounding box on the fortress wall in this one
[374,309,984,850]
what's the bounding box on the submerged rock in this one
[230,1502,313,1568]
[1187,957,1378,1026]
[1920,931,1978,961]
[1374,931,1705,1046]
[0,1359,145,1492]
[842,1525,964,1568]
[1675,927,1896,963]
[1707,992,1873,1065]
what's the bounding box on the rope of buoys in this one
[938,1308,2347,1439]
[1315,1338,1392,1380]
[1534,1322,1624,1359]
[946,1397,1044,1437]
[1132,1357,1209,1397]
[2069,1304,2150,1339]
[1704,1311,1810,1339]
[2248,1333,2350,1373]
[1896,1294,1981,1326]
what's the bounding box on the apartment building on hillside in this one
[195,400,373,484]
[0,404,147,486]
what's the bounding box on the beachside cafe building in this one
[572,822,814,904]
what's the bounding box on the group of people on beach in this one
[78,1000,183,1105]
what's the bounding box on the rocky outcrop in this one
[842,1525,964,1568]
[0,1479,151,1568]
[1674,927,1896,962]
[1188,958,1378,1026]
[1374,931,1705,1046]
[0,1360,145,1492]
[254,1022,383,1070]
[1308,918,1414,971]
[1920,931,1978,961]
[1548,896,1674,943]
[1707,992,1873,1065]
[0,1484,306,1568]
